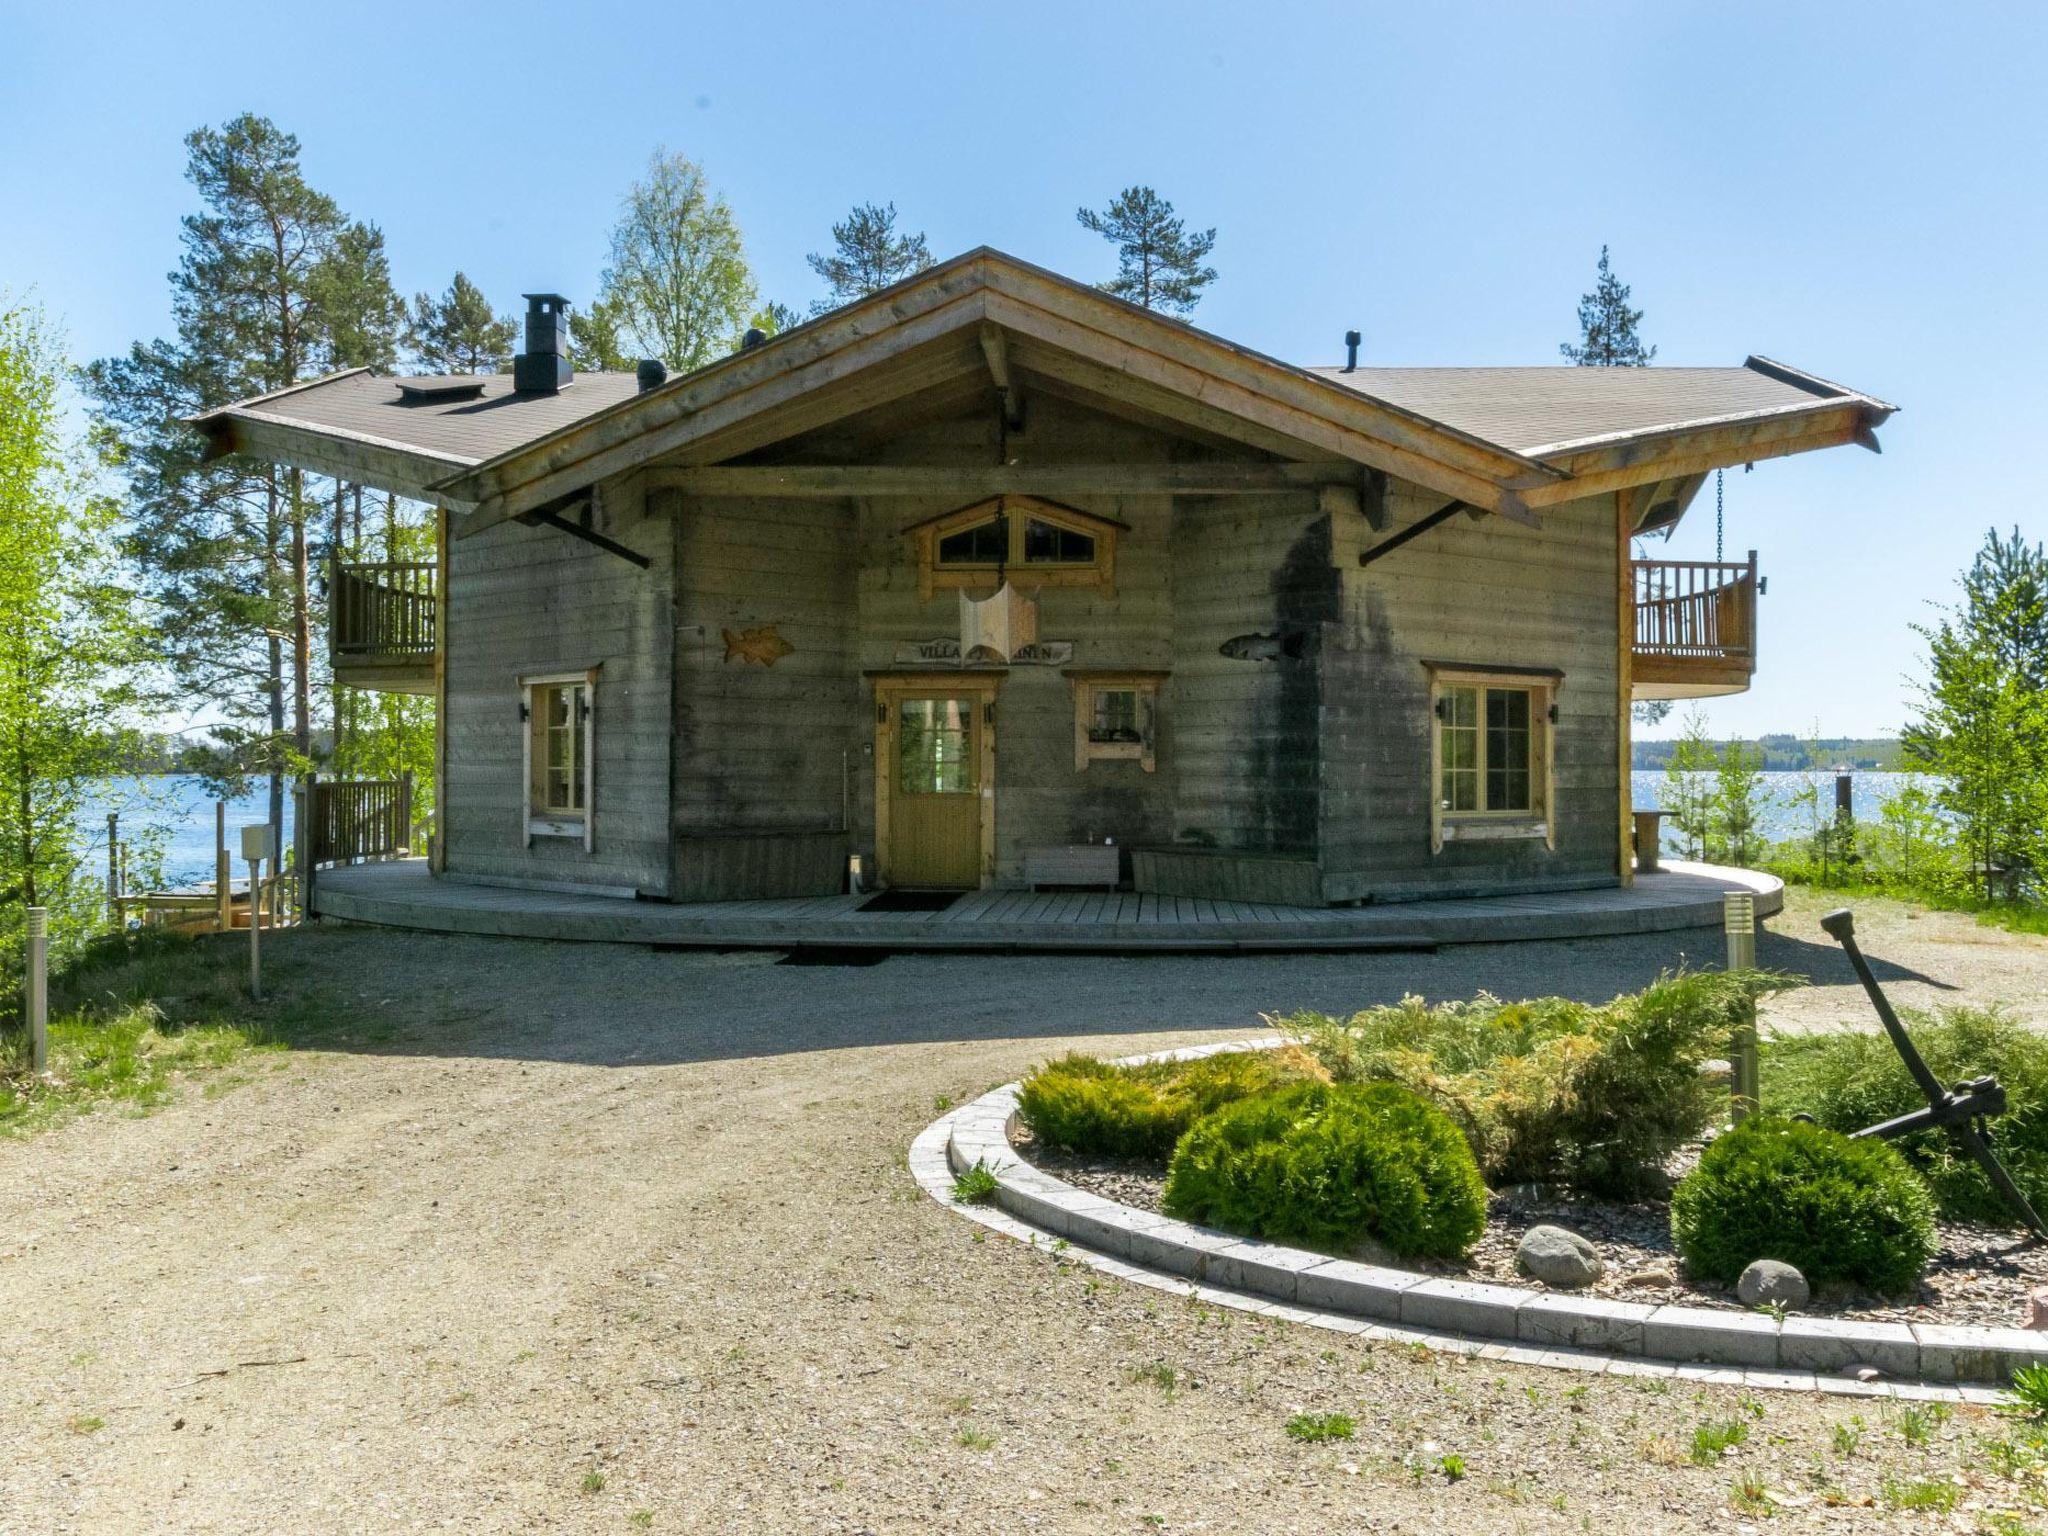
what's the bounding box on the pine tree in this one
[570,290,631,372]
[805,202,932,314]
[407,273,516,374]
[1561,246,1657,366]
[592,149,757,372]
[85,113,345,852]
[750,301,803,337]
[1075,187,1217,315]
[0,301,157,1002]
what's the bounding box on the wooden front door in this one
[880,689,990,888]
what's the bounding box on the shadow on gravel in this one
[215,909,1956,1070]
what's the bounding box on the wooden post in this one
[399,770,415,856]
[106,811,120,926]
[1725,891,1759,1121]
[248,855,263,995]
[295,774,316,923]
[24,906,48,1075]
[216,801,231,933]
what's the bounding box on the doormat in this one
[858,890,961,914]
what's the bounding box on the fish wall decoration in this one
[722,624,795,666]
[1217,630,1310,662]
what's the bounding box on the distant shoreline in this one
[1631,736,1905,771]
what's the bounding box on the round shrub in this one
[1161,1082,1487,1261]
[1017,1048,1323,1161]
[1669,1117,1937,1295]
[1764,1006,2048,1226]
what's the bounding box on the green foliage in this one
[594,148,757,372]
[1017,1048,1324,1161]
[806,202,932,313]
[406,272,515,373]
[1286,971,1791,1196]
[1659,711,1719,861]
[1903,526,2048,903]
[950,1160,999,1205]
[1669,1118,1936,1293]
[1709,738,1768,866]
[2002,1363,2048,1421]
[1689,1417,1748,1465]
[1162,1082,1486,1261]
[1076,186,1218,315]
[0,299,161,1009]
[1765,1005,2048,1225]
[1560,245,1656,367]
[1,930,283,1130]
[1284,1411,1356,1443]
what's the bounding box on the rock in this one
[1842,1365,1884,1382]
[2024,1286,2048,1330]
[1622,1266,1679,1289]
[1737,1259,1810,1311]
[1516,1225,1603,1289]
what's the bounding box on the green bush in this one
[1765,1005,2048,1226]
[1284,971,1794,1197]
[1016,1047,1323,1160]
[1669,1117,1936,1294]
[1162,1082,1486,1260]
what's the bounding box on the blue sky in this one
[7,1,2043,739]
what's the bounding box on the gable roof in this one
[191,247,1893,532]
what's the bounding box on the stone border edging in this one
[916,1038,2041,1394]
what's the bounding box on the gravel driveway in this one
[2,891,2042,1532]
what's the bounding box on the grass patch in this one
[1284,1410,1356,1443]
[1729,1469,1772,1516]
[2005,1364,2048,1421]
[1879,1475,1958,1513]
[1689,1417,1749,1465]
[950,1160,1000,1205]
[0,931,297,1138]
[580,1471,606,1494]
[955,1425,995,1451]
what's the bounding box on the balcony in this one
[330,558,436,694]
[1632,553,1758,700]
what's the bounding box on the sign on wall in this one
[893,637,1075,667]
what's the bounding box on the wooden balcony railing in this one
[331,558,436,659]
[1632,552,1759,698]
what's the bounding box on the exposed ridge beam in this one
[978,323,1024,431]
[645,462,1364,499]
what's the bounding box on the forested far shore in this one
[1633,736,1905,771]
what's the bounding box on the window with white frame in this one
[1427,665,1557,851]
[1067,670,1164,771]
[522,670,596,848]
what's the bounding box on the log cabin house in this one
[194,249,1892,908]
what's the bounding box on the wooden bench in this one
[1024,843,1122,890]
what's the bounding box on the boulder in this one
[1516,1225,1603,1289]
[1736,1258,1810,1311]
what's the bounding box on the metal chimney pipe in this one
[1343,330,1361,372]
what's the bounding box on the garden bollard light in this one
[25,906,48,1076]
[240,824,275,1001]
[1724,891,1758,1121]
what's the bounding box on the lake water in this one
[78,769,1922,888]
[81,776,297,890]
[1629,769,1934,852]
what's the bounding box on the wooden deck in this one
[309,860,1782,953]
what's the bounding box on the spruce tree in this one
[1075,187,1217,315]
[1561,246,1657,366]
[805,202,932,314]
[407,273,516,374]
[85,113,345,851]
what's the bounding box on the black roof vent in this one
[636,358,668,393]
[513,293,573,395]
[1343,330,1361,373]
[740,327,769,351]
[394,375,489,404]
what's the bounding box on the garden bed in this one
[1014,1124,2048,1330]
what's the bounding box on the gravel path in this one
[1,893,2044,1532]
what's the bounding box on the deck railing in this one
[304,774,415,867]
[331,558,436,660]
[1633,553,1757,663]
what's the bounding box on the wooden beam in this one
[645,462,1364,498]
[1616,493,1634,888]
[211,415,476,512]
[519,505,653,569]
[978,323,1023,430]
[1523,403,1868,508]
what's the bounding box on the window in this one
[1426,665,1557,852]
[911,495,1122,598]
[898,697,977,794]
[1067,671,1165,772]
[521,670,597,849]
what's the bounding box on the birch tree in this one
[593,149,757,372]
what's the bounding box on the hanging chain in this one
[1715,468,1724,561]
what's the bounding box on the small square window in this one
[1070,672,1163,772]
[1427,667,1557,853]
